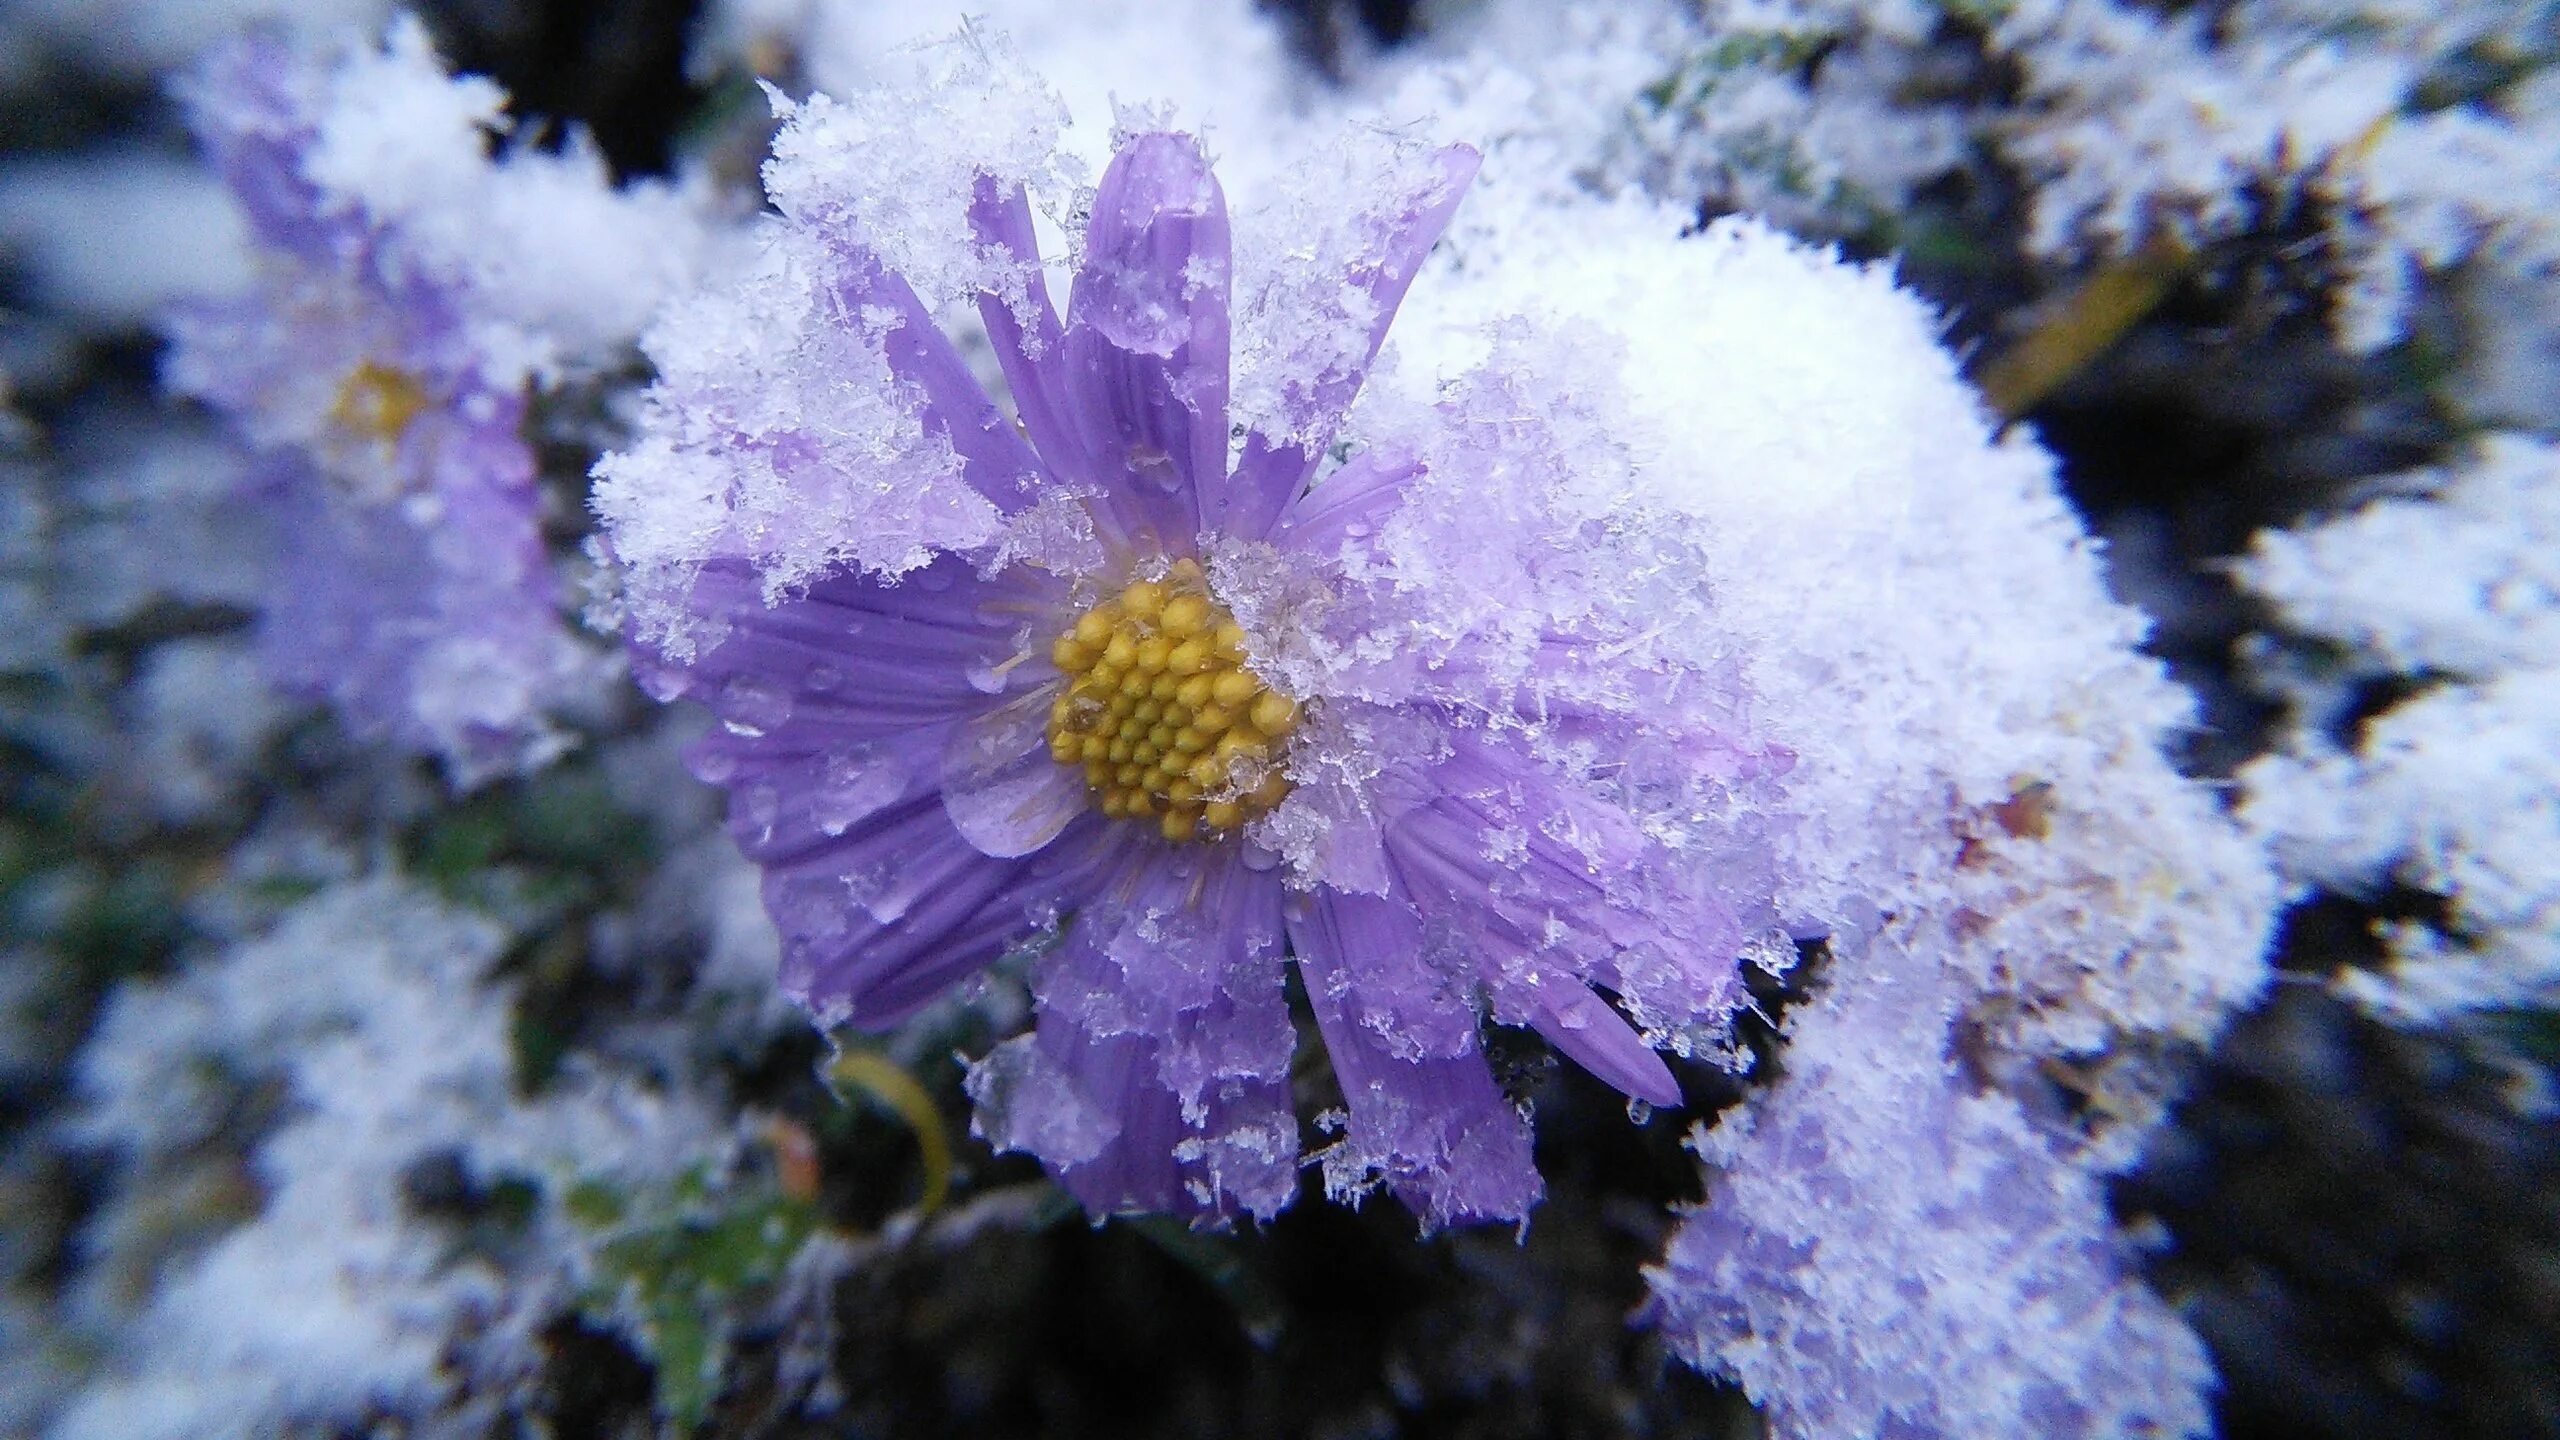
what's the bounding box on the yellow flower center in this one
[1045,558,1299,845]
[329,361,430,445]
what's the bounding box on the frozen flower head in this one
[163,21,702,786]
[595,42,1784,1227]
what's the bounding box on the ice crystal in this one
[756,0,1301,183]
[1647,928,2216,1440]
[1993,0,2560,357]
[54,880,732,1440]
[2242,435,2560,1019]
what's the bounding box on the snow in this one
[2242,436,2560,1020]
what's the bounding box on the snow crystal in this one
[2242,435,2560,1019]
[2335,73,2560,353]
[1228,130,1478,454]
[1649,927,2215,1440]
[1987,0,2560,357]
[56,879,737,1440]
[59,881,521,1438]
[590,218,1007,658]
[1339,0,1964,248]
[761,35,1076,310]
[1375,196,2272,1084]
[191,16,713,388]
[769,0,1303,187]
[1996,0,2405,261]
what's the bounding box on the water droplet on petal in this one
[722,674,794,735]
[741,779,781,837]
[813,746,907,837]
[1126,444,1183,494]
[941,692,1082,858]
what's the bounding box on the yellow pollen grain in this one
[1045,562,1300,844]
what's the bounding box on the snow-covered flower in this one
[594,56,1783,1227]
[163,22,700,786]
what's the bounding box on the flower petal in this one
[250,434,585,788]
[1226,143,1479,542]
[182,35,365,265]
[1061,131,1231,553]
[765,799,1122,1029]
[844,247,1048,515]
[940,685,1087,858]
[973,848,1299,1223]
[1270,445,1427,558]
[1289,887,1542,1229]
[667,552,1103,1027]
[1525,984,1680,1108]
[666,554,1057,747]
[1378,731,1734,1107]
[969,177,1090,492]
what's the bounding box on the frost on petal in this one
[1228,135,1475,443]
[592,221,1016,660]
[660,557,1100,1028]
[164,23,708,787]
[1350,178,2272,1407]
[762,33,1077,311]
[780,0,1298,178]
[1289,887,1541,1229]
[940,688,1088,859]
[605,57,1796,1236]
[1059,130,1232,551]
[1221,133,1479,541]
[970,851,1299,1225]
[190,18,704,380]
[1377,198,2275,1128]
[1646,933,2215,1440]
[1377,734,1745,1099]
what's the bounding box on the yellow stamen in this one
[330,361,430,446]
[1046,566,1298,844]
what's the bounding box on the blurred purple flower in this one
[608,123,1773,1228]
[163,27,590,786]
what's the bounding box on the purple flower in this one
[599,103,1780,1227]
[163,25,598,786]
